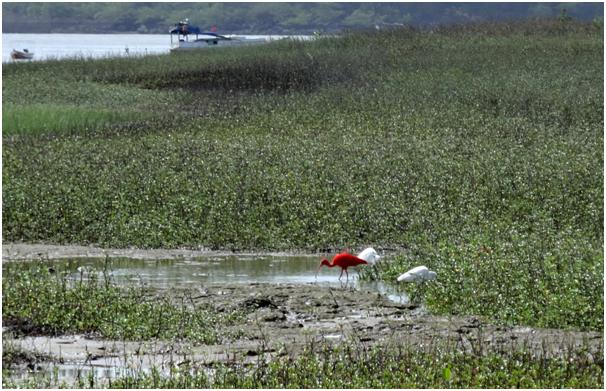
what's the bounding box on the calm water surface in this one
[63,255,409,303]
[2,33,305,62]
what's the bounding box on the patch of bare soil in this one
[2,242,308,261]
[5,283,603,376]
[203,283,603,358]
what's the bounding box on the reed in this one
[5,338,601,388]
[116,343,602,388]
[2,104,152,136]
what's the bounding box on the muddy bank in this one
[5,283,603,383]
[2,243,315,262]
[2,243,410,262]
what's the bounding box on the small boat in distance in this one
[11,48,34,60]
[169,19,269,52]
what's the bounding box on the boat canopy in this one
[170,23,202,35]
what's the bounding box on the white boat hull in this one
[170,37,269,52]
[11,49,34,60]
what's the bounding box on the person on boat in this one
[180,18,189,34]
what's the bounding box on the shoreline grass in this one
[3,338,603,388]
[110,343,604,389]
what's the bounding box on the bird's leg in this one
[356,269,366,281]
[373,262,381,280]
[338,268,344,280]
[345,268,349,283]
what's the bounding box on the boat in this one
[11,49,34,60]
[169,19,269,52]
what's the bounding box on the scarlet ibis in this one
[397,265,437,282]
[357,247,381,265]
[317,252,368,281]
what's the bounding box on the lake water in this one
[2,33,303,63]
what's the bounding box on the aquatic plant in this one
[110,340,604,388]
[2,262,244,344]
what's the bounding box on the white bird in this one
[357,247,381,265]
[77,266,93,273]
[397,266,437,282]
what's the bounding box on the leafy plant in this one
[2,262,244,344]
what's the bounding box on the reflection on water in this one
[61,255,409,303]
[8,361,164,388]
[9,364,134,387]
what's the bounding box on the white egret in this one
[357,247,381,265]
[397,265,437,282]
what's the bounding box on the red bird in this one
[316,252,368,281]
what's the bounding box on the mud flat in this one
[2,243,309,262]
[4,283,603,385]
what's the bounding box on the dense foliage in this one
[2,2,603,34]
[111,344,604,389]
[5,339,603,388]
[2,21,603,332]
[2,262,244,343]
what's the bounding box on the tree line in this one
[2,2,603,34]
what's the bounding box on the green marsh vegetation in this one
[2,18,603,340]
[109,343,603,389]
[3,326,603,388]
[2,262,245,343]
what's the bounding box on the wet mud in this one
[5,283,603,376]
[2,242,310,262]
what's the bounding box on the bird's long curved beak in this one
[316,260,329,279]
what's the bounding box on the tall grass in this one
[2,104,152,136]
[4,337,602,388]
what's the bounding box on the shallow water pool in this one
[59,255,409,303]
